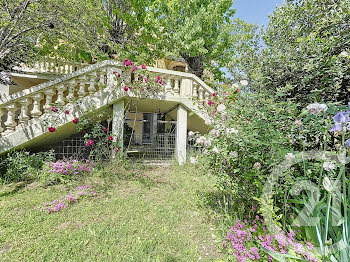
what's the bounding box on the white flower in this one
[323,161,335,172]
[226,128,238,135]
[196,136,206,144]
[340,51,349,57]
[229,151,238,158]
[285,153,295,161]
[205,118,212,125]
[253,162,261,169]
[306,103,328,115]
[323,176,333,192]
[293,120,302,126]
[217,104,226,113]
[188,131,195,136]
[210,129,220,137]
[240,80,249,86]
[212,147,220,154]
[232,83,239,88]
[204,138,212,147]
[190,156,198,164]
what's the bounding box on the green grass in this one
[0,163,225,262]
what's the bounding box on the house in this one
[0,59,213,164]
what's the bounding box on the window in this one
[142,113,153,143]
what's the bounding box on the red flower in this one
[85,139,94,146]
[111,55,115,59]
[64,110,70,115]
[208,100,214,106]
[83,130,87,134]
[123,86,128,92]
[48,127,56,133]
[51,106,58,112]
[108,136,114,141]
[141,64,146,69]
[117,73,121,78]
[103,127,108,132]
[115,147,120,152]
[132,66,138,72]
[113,71,117,74]
[123,59,133,66]
[73,118,79,124]
[144,77,149,83]
[212,92,217,97]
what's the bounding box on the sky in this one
[232,0,286,27]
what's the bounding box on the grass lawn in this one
[0,163,225,262]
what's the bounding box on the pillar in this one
[175,104,187,164]
[112,99,125,151]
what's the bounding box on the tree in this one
[0,0,106,83]
[257,0,350,105]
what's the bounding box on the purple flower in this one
[345,139,350,148]
[330,123,342,132]
[333,111,350,123]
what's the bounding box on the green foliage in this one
[257,0,350,105]
[0,150,54,183]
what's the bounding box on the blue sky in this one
[232,0,286,27]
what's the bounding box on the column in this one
[175,104,187,164]
[112,99,125,152]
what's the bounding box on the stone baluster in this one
[3,103,18,135]
[66,79,76,101]
[30,93,44,119]
[204,92,209,104]
[43,88,56,112]
[174,78,180,94]
[88,72,97,95]
[0,109,4,134]
[77,76,87,98]
[165,77,172,95]
[17,98,31,129]
[56,84,67,106]
[98,68,107,86]
[193,82,198,98]
[198,87,204,101]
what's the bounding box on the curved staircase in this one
[0,60,214,155]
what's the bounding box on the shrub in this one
[0,150,54,183]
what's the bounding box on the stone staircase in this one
[0,60,214,155]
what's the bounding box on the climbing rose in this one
[123,86,128,92]
[115,147,120,152]
[141,64,146,69]
[48,127,56,133]
[64,110,70,115]
[123,59,133,66]
[73,118,79,124]
[85,140,94,146]
[253,162,261,169]
[51,106,58,112]
[103,127,108,132]
[108,136,114,141]
[155,75,162,84]
[188,131,195,136]
[212,92,217,97]
[132,66,138,72]
[208,100,214,106]
[144,77,149,83]
[111,55,115,59]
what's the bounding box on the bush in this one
[0,150,54,183]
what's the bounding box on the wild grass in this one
[0,162,225,262]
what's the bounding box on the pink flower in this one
[73,118,79,124]
[85,140,94,146]
[132,66,138,72]
[64,110,70,115]
[123,59,133,66]
[208,100,214,106]
[113,71,117,74]
[212,92,217,97]
[117,73,121,78]
[111,55,115,59]
[155,75,162,84]
[83,130,87,134]
[115,147,120,152]
[103,127,108,132]
[51,106,58,112]
[144,77,149,83]
[141,64,146,69]
[48,127,56,133]
[108,136,114,141]
[123,86,128,92]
